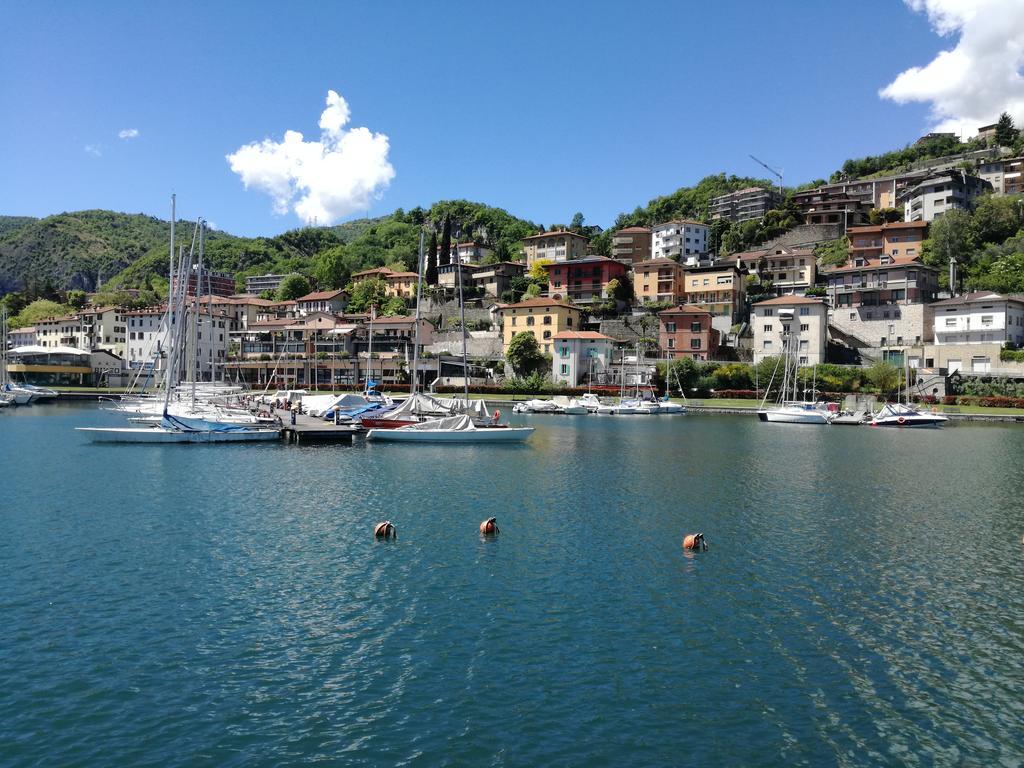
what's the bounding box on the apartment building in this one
[899,171,993,222]
[710,187,781,223]
[632,258,687,305]
[173,266,236,297]
[124,306,231,379]
[497,297,584,355]
[471,262,525,298]
[657,307,720,361]
[651,220,708,263]
[547,256,628,304]
[296,289,348,316]
[521,231,589,266]
[932,292,1024,347]
[977,155,1024,196]
[350,267,419,298]
[610,226,652,264]
[245,273,288,294]
[450,242,494,264]
[792,186,872,227]
[752,296,828,365]
[683,264,746,320]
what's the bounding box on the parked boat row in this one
[513,392,686,416]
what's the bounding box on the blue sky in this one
[0,0,998,236]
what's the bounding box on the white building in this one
[551,331,616,387]
[899,171,992,222]
[651,220,709,264]
[295,289,348,316]
[932,292,1024,347]
[450,242,494,264]
[124,306,231,380]
[752,295,828,365]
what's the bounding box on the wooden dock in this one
[277,410,361,444]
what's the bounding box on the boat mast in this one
[367,304,374,394]
[454,225,469,401]
[410,227,425,396]
[191,220,205,409]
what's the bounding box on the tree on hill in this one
[814,237,850,267]
[276,274,311,301]
[506,331,546,376]
[994,112,1018,148]
[313,245,362,290]
[10,299,72,328]
[866,361,902,396]
[868,207,904,225]
[569,212,585,234]
[346,278,388,313]
[426,231,438,285]
[923,209,975,288]
[970,194,1023,245]
[439,216,452,267]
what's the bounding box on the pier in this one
[277,409,360,444]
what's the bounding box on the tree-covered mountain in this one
[0,202,541,300]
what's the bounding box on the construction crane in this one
[749,154,784,201]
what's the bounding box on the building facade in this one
[900,171,993,222]
[521,231,589,266]
[471,262,525,298]
[450,242,494,264]
[752,296,828,365]
[497,297,583,355]
[610,226,652,263]
[657,307,720,360]
[351,267,419,298]
[296,289,348,316]
[710,187,781,223]
[632,258,687,305]
[245,273,288,295]
[931,292,1024,347]
[651,221,708,263]
[683,264,746,319]
[547,256,628,304]
[551,331,615,386]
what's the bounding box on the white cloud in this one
[84,144,102,157]
[118,128,139,139]
[226,89,395,225]
[880,0,1024,136]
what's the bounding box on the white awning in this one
[11,345,90,356]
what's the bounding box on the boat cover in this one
[398,414,476,431]
[162,414,264,432]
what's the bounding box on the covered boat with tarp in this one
[366,414,533,443]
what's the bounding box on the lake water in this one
[2,403,1023,766]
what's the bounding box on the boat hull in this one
[757,409,830,424]
[871,417,948,428]
[366,427,534,443]
[76,427,281,443]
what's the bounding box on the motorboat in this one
[367,414,534,443]
[870,402,949,428]
[18,384,58,402]
[578,393,604,413]
[657,399,686,414]
[757,401,831,424]
[512,399,562,414]
[0,392,14,408]
[551,396,587,415]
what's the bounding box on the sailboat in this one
[1,307,39,405]
[77,202,281,443]
[367,222,532,443]
[756,337,830,425]
[870,358,948,428]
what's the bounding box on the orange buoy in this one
[374,521,396,539]
[480,517,499,535]
[683,533,707,551]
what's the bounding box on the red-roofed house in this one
[497,297,584,355]
[551,330,616,386]
[547,256,628,304]
[297,288,348,316]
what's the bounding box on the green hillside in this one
[0,216,37,238]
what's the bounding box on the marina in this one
[3,402,1024,765]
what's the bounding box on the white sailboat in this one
[757,337,830,425]
[78,202,281,444]
[1,307,38,405]
[367,414,533,443]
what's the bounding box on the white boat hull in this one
[76,427,281,443]
[367,427,534,443]
[758,409,830,424]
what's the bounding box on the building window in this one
[981,315,993,326]
[566,317,573,327]
[763,340,772,349]
[799,307,809,316]
[560,346,569,358]
[666,322,676,332]
[690,338,700,349]
[560,364,568,375]
[543,315,552,325]
[543,330,551,340]
[668,338,675,349]
[763,309,774,317]
[799,356,808,364]
[526,316,535,326]
[800,324,809,331]
[511,316,517,326]
[945,318,957,327]
[763,324,772,332]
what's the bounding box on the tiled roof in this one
[823,255,935,274]
[657,306,713,317]
[753,295,825,306]
[615,226,651,234]
[930,291,1024,308]
[551,331,614,341]
[498,297,580,311]
[522,230,589,241]
[634,257,685,270]
[298,289,347,302]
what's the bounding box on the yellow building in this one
[683,264,746,320]
[498,297,584,355]
[351,267,419,299]
[633,258,687,304]
[521,231,589,267]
